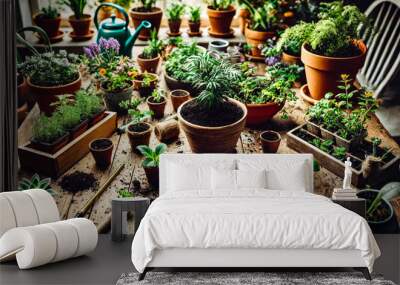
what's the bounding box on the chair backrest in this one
[357,0,400,98]
[0,189,59,237]
[159,154,314,196]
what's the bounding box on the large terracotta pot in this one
[69,14,92,36]
[301,41,367,100]
[101,84,133,115]
[245,26,275,57]
[34,14,61,38]
[245,101,284,127]
[127,122,152,153]
[281,51,302,65]
[130,7,163,40]
[177,98,247,153]
[207,6,236,35]
[137,54,160,73]
[27,74,82,116]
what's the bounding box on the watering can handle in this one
[94,3,129,30]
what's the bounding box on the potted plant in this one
[146,89,167,119]
[260,130,281,153]
[301,1,370,100]
[120,98,153,153]
[136,30,164,73]
[177,53,247,153]
[62,0,92,39]
[33,2,62,39]
[188,6,201,36]
[239,0,280,57]
[31,114,69,154]
[75,88,106,126]
[205,0,236,37]
[89,138,114,170]
[18,50,81,115]
[130,0,163,40]
[166,1,185,36]
[136,143,167,189]
[132,72,158,97]
[170,89,190,112]
[265,62,305,88]
[357,182,400,233]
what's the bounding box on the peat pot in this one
[170,89,190,112]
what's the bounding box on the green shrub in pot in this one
[34,2,61,38]
[62,0,93,37]
[166,1,185,34]
[188,6,201,34]
[136,143,167,188]
[137,30,164,73]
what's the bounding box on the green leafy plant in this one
[332,146,346,160]
[134,72,157,88]
[238,0,279,31]
[32,114,66,143]
[265,63,304,84]
[18,174,54,195]
[114,0,131,9]
[40,2,59,19]
[166,1,185,21]
[150,89,166,103]
[141,30,164,59]
[117,188,134,198]
[188,6,201,22]
[132,0,157,11]
[310,137,334,154]
[136,143,167,168]
[275,22,314,56]
[366,182,400,217]
[75,87,104,119]
[205,0,234,10]
[102,73,133,92]
[54,96,83,130]
[120,98,153,125]
[61,0,87,19]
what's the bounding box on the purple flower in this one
[84,43,100,59]
[99,37,120,54]
[265,56,280,66]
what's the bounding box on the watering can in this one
[94,3,151,57]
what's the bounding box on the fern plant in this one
[276,22,314,56]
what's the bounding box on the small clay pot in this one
[147,96,167,119]
[133,73,158,97]
[137,54,161,73]
[34,14,61,38]
[89,138,114,170]
[30,133,69,154]
[68,14,92,36]
[245,26,275,57]
[144,166,159,188]
[127,122,152,153]
[207,5,236,35]
[170,89,190,112]
[281,51,302,66]
[260,130,281,153]
[245,101,284,127]
[130,7,163,40]
[168,19,181,34]
[189,21,200,33]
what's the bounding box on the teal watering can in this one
[94,3,151,57]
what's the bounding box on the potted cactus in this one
[136,143,167,189]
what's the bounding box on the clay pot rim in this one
[127,122,152,135]
[130,6,162,16]
[68,14,92,21]
[282,50,301,59]
[245,26,276,38]
[133,73,158,84]
[170,89,190,98]
[245,101,284,108]
[177,97,248,130]
[100,81,134,93]
[207,5,236,14]
[137,54,160,61]
[89,138,114,152]
[301,41,367,62]
[260,130,281,142]
[146,96,167,105]
[27,72,81,90]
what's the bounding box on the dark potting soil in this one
[129,123,150,132]
[180,100,243,127]
[59,171,97,193]
[91,139,112,150]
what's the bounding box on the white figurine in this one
[342,157,352,190]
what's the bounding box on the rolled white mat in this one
[65,218,98,257]
[24,189,59,224]
[0,196,17,237]
[1,192,39,227]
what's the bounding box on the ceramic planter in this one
[260,130,281,153]
[144,166,159,188]
[69,14,92,36]
[245,26,275,57]
[170,89,190,112]
[67,119,89,140]
[301,41,367,100]
[89,138,114,170]
[127,122,152,153]
[137,54,161,73]
[146,96,167,119]
[207,6,236,36]
[130,7,163,40]
[208,40,229,52]
[305,119,321,136]
[133,73,158,97]
[27,74,82,116]
[188,21,201,34]
[101,84,133,115]
[34,14,61,38]
[168,19,181,35]
[245,101,284,127]
[31,133,69,154]
[177,98,247,153]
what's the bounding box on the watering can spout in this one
[125,21,152,53]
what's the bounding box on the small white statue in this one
[342,157,352,190]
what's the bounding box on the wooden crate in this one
[18,112,118,178]
[287,124,400,188]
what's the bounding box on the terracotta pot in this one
[301,41,367,100]
[68,119,89,140]
[89,108,106,127]
[31,133,69,154]
[245,26,275,57]
[130,7,163,40]
[245,101,284,127]
[34,14,61,38]
[144,166,159,188]
[238,8,249,34]
[69,14,92,36]
[170,89,190,112]
[137,54,161,73]
[27,74,82,116]
[177,98,247,153]
[163,66,199,96]
[127,122,152,153]
[207,6,236,35]
[281,51,302,65]
[168,19,181,34]
[133,73,158,97]
[147,96,166,119]
[89,138,114,170]
[101,84,133,115]
[260,130,281,153]
[189,21,200,33]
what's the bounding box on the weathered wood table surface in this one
[18,46,400,232]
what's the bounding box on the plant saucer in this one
[207,28,235,38]
[69,29,95,42]
[38,30,64,44]
[187,29,202,37]
[300,84,319,105]
[167,31,182,37]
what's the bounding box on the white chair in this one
[0,189,98,269]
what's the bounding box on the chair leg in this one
[138,268,148,281]
[354,267,371,280]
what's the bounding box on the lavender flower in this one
[84,43,100,59]
[99,37,120,54]
[265,56,280,66]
